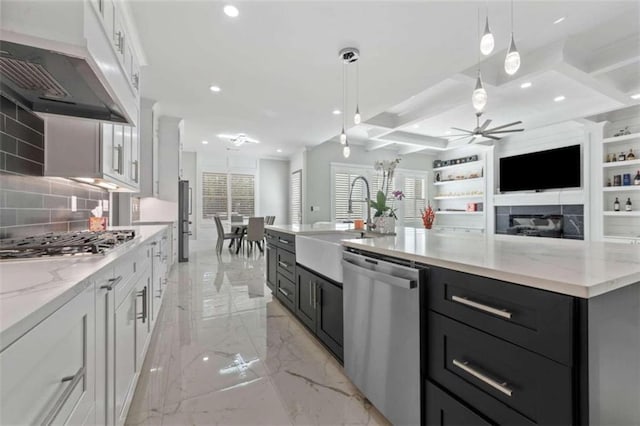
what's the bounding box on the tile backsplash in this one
[0,94,108,239]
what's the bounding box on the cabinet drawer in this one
[276,273,296,312]
[427,266,574,365]
[425,381,494,426]
[114,245,150,307]
[276,248,296,282]
[266,229,295,251]
[428,312,572,425]
[0,283,94,425]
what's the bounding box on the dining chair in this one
[268,216,276,225]
[214,215,240,255]
[239,217,264,254]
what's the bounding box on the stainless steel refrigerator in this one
[178,180,191,262]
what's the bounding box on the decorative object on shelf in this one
[623,173,631,186]
[614,175,622,186]
[338,47,360,157]
[504,0,521,75]
[634,170,640,185]
[614,197,621,212]
[435,172,441,182]
[618,152,627,161]
[607,177,612,187]
[613,126,631,137]
[421,203,436,229]
[433,159,443,168]
[448,111,523,144]
[626,198,633,211]
[611,153,617,162]
[466,202,478,212]
[627,149,636,160]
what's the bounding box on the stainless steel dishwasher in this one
[342,250,426,426]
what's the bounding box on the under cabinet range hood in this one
[0,40,128,123]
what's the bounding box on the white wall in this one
[303,141,435,224]
[258,159,289,224]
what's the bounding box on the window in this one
[202,172,228,220]
[230,174,255,216]
[202,172,255,220]
[334,171,366,220]
[403,177,426,223]
[290,170,302,224]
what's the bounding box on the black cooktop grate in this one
[0,230,136,259]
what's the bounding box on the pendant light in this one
[504,0,521,75]
[480,3,494,55]
[338,47,360,157]
[343,142,351,158]
[354,61,361,124]
[472,9,488,112]
[340,61,347,144]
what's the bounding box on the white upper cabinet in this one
[0,0,142,126]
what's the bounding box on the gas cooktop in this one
[0,230,136,260]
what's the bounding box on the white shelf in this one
[432,160,482,172]
[494,189,584,206]
[603,132,640,144]
[435,211,483,215]
[602,186,640,192]
[433,194,484,200]
[603,211,640,217]
[433,225,485,231]
[602,159,640,168]
[433,177,484,186]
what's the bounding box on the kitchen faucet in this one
[348,176,373,232]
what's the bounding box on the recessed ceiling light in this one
[277,149,283,153]
[223,5,239,17]
[333,109,341,115]
[554,95,566,102]
[203,356,209,361]
[631,93,640,100]
[445,130,452,135]
[412,124,420,129]
[202,140,208,145]
[553,17,566,24]
[520,82,532,89]
[209,85,221,92]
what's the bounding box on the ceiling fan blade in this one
[448,135,473,142]
[479,119,492,131]
[445,133,473,137]
[486,121,523,132]
[483,134,502,140]
[451,127,474,134]
[487,128,525,134]
[467,136,477,144]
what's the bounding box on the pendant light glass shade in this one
[343,143,351,158]
[480,16,494,55]
[340,127,347,144]
[504,34,521,75]
[354,106,361,125]
[472,71,488,112]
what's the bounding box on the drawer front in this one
[114,244,150,308]
[425,381,494,426]
[428,312,572,425]
[427,266,574,365]
[0,283,94,425]
[276,248,296,282]
[276,273,296,312]
[267,229,295,251]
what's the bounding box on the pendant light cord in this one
[356,61,359,108]
[342,61,346,131]
[511,0,514,33]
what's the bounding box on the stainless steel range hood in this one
[0,40,128,123]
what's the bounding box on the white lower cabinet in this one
[95,266,116,426]
[114,283,137,425]
[134,270,152,371]
[0,282,95,425]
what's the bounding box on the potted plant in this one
[370,158,401,234]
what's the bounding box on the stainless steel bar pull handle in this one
[309,280,313,307]
[100,275,123,291]
[341,260,416,290]
[452,359,513,397]
[278,261,290,269]
[137,286,147,323]
[278,287,289,297]
[278,238,289,244]
[41,366,85,426]
[451,295,512,319]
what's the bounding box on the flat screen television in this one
[499,144,581,192]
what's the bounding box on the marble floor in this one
[125,242,390,425]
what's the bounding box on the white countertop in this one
[266,223,357,235]
[0,225,168,351]
[341,227,640,299]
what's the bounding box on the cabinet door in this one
[114,288,136,424]
[135,275,151,371]
[130,124,139,185]
[95,269,116,426]
[101,123,115,176]
[102,0,116,49]
[111,125,125,178]
[295,266,316,331]
[113,7,126,64]
[152,111,159,196]
[266,244,276,291]
[130,52,140,94]
[425,382,494,426]
[316,278,343,361]
[122,125,132,183]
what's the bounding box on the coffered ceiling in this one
[129,1,640,158]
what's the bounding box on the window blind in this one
[334,172,366,220]
[230,174,255,217]
[404,177,426,221]
[290,170,302,224]
[202,172,228,220]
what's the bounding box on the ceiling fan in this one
[217,133,260,146]
[447,112,524,144]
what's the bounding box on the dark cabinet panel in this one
[295,266,316,331]
[426,381,495,426]
[316,277,344,361]
[276,249,296,282]
[265,244,276,291]
[276,273,296,312]
[427,266,575,366]
[428,311,570,425]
